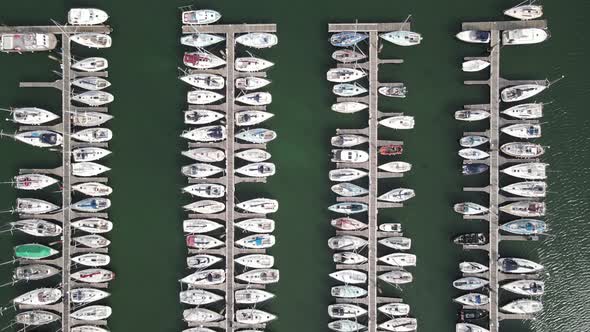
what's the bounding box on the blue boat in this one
[462,163,489,175]
[500,219,547,235]
[330,32,368,47]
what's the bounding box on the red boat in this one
[379,144,403,156]
[183,52,225,69]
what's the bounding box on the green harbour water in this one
[0,0,589,331]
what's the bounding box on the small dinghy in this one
[501,162,548,180]
[502,103,543,119]
[15,310,59,326]
[71,269,115,283]
[502,280,544,296]
[180,289,224,305]
[456,30,491,43]
[502,181,546,198]
[504,4,543,20]
[379,303,410,316]
[501,123,541,139]
[72,112,113,127]
[186,254,222,269]
[72,33,112,48]
[13,174,58,191]
[499,257,543,274]
[235,254,274,268]
[72,77,111,91]
[181,163,223,178]
[380,30,422,46]
[379,237,412,250]
[68,8,108,25]
[72,147,111,162]
[331,183,368,197]
[332,102,368,113]
[236,309,277,324]
[332,49,367,63]
[380,318,417,332]
[13,288,62,305]
[331,134,368,147]
[332,149,369,163]
[184,200,225,214]
[380,116,415,129]
[236,198,279,214]
[73,182,113,196]
[503,28,548,45]
[329,168,368,182]
[330,270,367,284]
[13,264,59,281]
[11,107,59,125]
[456,323,489,332]
[454,233,488,246]
[378,188,415,203]
[460,135,489,147]
[72,198,110,212]
[71,288,110,304]
[72,57,108,72]
[328,235,367,250]
[379,85,407,98]
[380,144,403,155]
[328,304,367,319]
[236,162,275,177]
[333,83,367,97]
[180,269,225,285]
[458,148,489,160]
[72,253,110,267]
[454,293,489,306]
[72,90,114,106]
[328,202,368,214]
[15,130,62,148]
[379,253,417,267]
[326,68,366,83]
[10,219,61,237]
[72,128,112,143]
[184,110,224,125]
[330,31,368,47]
[501,299,543,314]
[182,9,221,25]
[379,223,402,232]
[329,320,366,332]
[453,277,489,290]
[187,90,224,105]
[331,285,367,298]
[186,234,224,249]
[236,128,277,143]
[462,163,489,175]
[236,149,271,162]
[459,262,488,274]
[182,147,225,162]
[236,268,279,284]
[501,84,547,102]
[378,161,412,173]
[462,59,490,72]
[501,142,545,158]
[235,218,275,233]
[72,217,113,233]
[183,219,223,233]
[455,109,490,121]
[183,52,226,69]
[236,32,278,48]
[236,234,275,249]
[235,57,274,72]
[236,92,272,106]
[72,162,110,177]
[181,125,226,142]
[454,202,488,215]
[236,76,271,90]
[235,289,275,304]
[182,308,223,323]
[500,201,545,217]
[15,198,59,215]
[183,183,225,198]
[333,252,367,265]
[235,110,274,126]
[74,234,111,248]
[180,33,224,48]
[378,269,413,284]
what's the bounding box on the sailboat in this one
[181,125,226,142]
[180,33,224,48]
[330,270,367,284]
[236,234,275,249]
[180,74,224,90]
[235,254,274,268]
[183,219,223,233]
[328,304,367,319]
[180,269,225,285]
[71,288,110,304]
[13,264,59,281]
[456,30,490,43]
[501,280,544,296]
[379,161,412,173]
[379,318,418,332]
[15,198,59,214]
[326,68,366,83]
[332,102,367,113]
[501,142,545,158]
[501,299,543,314]
[179,289,223,306]
[183,200,225,214]
[462,60,490,72]
[70,268,115,283]
[182,9,221,25]
[378,188,415,203]
[332,49,367,63]
[500,219,547,235]
[331,183,368,197]
[502,181,547,197]
[331,134,368,147]
[182,148,225,162]
[236,149,271,162]
[378,269,413,284]
[186,254,222,269]
[71,33,112,48]
[236,77,271,90]
[74,234,111,248]
[236,268,279,284]
[379,303,411,316]
[236,33,278,48]
[235,289,275,304]
[187,90,224,104]
[10,219,62,237]
[15,130,62,148]
[235,128,276,143]
[68,8,109,25]
[14,244,58,259]
[182,183,225,198]
[10,107,59,125]
[72,182,113,197]
[184,110,224,125]
[380,30,422,46]
[501,163,548,180]
[504,5,543,20]
[236,92,272,106]
[502,103,543,119]
[331,285,367,298]
[500,201,545,217]
[72,128,112,143]
[13,288,62,305]
[72,253,110,267]
[379,116,415,129]
[235,309,277,324]
[71,77,111,91]
[379,253,417,267]
[72,218,113,233]
[460,135,489,148]
[333,83,367,97]
[235,57,274,72]
[72,91,114,106]
[72,162,110,177]
[71,197,111,212]
[235,218,275,233]
[72,57,108,72]
[13,174,58,190]
[235,110,274,126]
[455,109,490,121]
[501,84,547,102]
[186,234,224,249]
[183,52,226,69]
[15,310,59,326]
[236,198,279,214]
[181,163,223,178]
[329,168,368,182]
[71,112,113,127]
[501,123,541,138]
[328,235,368,250]
[330,31,368,47]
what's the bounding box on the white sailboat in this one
[236,92,272,106]
[235,254,274,268]
[181,163,223,178]
[182,9,221,25]
[184,110,224,125]
[72,253,110,267]
[183,200,225,213]
[462,59,490,72]
[71,77,111,91]
[236,198,278,214]
[182,148,225,162]
[71,112,113,127]
[181,125,226,142]
[236,149,271,162]
[72,162,110,177]
[379,116,415,129]
[15,130,62,148]
[72,128,112,143]
[235,289,275,304]
[183,219,223,233]
[72,91,114,106]
[332,102,367,114]
[187,90,224,105]
[11,107,59,125]
[236,77,271,90]
[378,188,415,203]
[378,161,412,173]
[180,74,224,90]
[235,57,274,72]
[68,8,109,25]
[72,57,108,72]
[182,183,225,198]
[71,33,112,48]
[235,110,274,126]
[13,174,58,191]
[235,218,275,233]
[72,147,111,162]
[501,162,548,180]
[180,33,224,48]
[71,218,113,233]
[502,103,543,119]
[236,33,278,48]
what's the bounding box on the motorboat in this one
[182,9,221,25]
[180,74,224,90]
[379,237,412,250]
[378,188,415,203]
[454,293,489,306]
[331,285,367,298]
[71,288,110,304]
[456,323,489,332]
[183,308,223,323]
[186,254,222,269]
[379,318,417,332]
[501,163,548,180]
[458,148,489,160]
[72,253,110,267]
[236,32,278,48]
[500,219,547,235]
[71,218,113,233]
[502,123,541,138]
[13,264,59,281]
[182,183,225,198]
[501,84,547,102]
[332,49,367,63]
[378,269,413,284]
[72,182,112,196]
[500,201,545,217]
[72,57,108,72]
[329,168,368,182]
[462,60,490,72]
[501,142,545,158]
[236,234,275,249]
[68,8,108,25]
[15,130,62,148]
[379,303,411,316]
[326,68,366,83]
[11,107,59,125]
[72,197,111,212]
[236,149,271,162]
[328,235,368,250]
[328,304,367,319]
[501,299,543,314]
[72,112,113,127]
[187,90,224,104]
[181,125,226,142]
[235,218,275,233]
[459,309,488,321]
[235,289,275,304]
[236,128,277,143]
[379,161,412,173]
[332,102,367,113]
[183,52,226,69]
[453,277,489,290]
[72,77,111,91]
[328,202,368,214]
[183,219,223,233]
[379,223,402,232]
[380,116,415,129]
[0,33,57,52]
[180,33,224,48]
[331,149,369,163]
[71,269,115,283]
[15,198,59,215]
[454,202,488,215]
[329,320,366,332]
[183,200,225,214]
[379,253,417,267]
[10,219,62,237]
[380,144,403,155]
[186,234,224,249]
[72,162,110,177]
[460,135,488,147]
[235,110,274,126]
[502,280,544,296]
[236,268,279,284]
[72,128,112,143]
[330,270,367,284]
[331,134,368,147]
[455,109,490,121]
[180,269,225,285]
[379,85,407,98]
[182,148,225,162]
[236,198,278,213]
[331,183,368,197]
[333,252,367,265]
[456,30,490,43]
[333,83,367,97]
[13,174,58,190]
[72,91,114,106]
[15,310,59,326]
[462,163,489,175]
[330,31,368,47]
[71,33,112,48]
[459,262,488,274]
[235,254,274,268]
[502,181,546,197]
[380,30,422,46]
[180,289,223,305]
[74,234,111,249]
[184,110,224,125]
[453,233,487,245]
[236,92,272,106]
[235,309,277,324]
[504,5,543,20]
[503,28,548,45]
[502,103,543,119]
[236,77,271,90]
[235,57,274,72]
[13,288,62,305]
[498,257,543,274]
